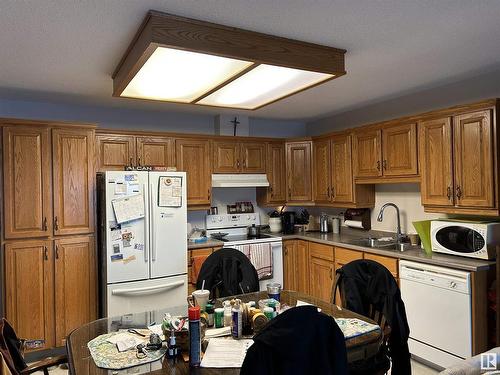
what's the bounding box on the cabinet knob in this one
[237,160,240,169]
[456,186,462,199]
[55,245,59,259]
[331,186,335,198]
[327,187,331,198]
[44,246,48,261]
[129,157,134,168]
[43,217,48,231]
[54,216,59,231]
[383,160,387,170]
[137,157,141,167]
[376,161,381,171]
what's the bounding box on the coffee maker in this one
[281,212,296,234]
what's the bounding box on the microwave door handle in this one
[150,183,156,262]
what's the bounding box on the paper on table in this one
[200,338,253,368]
[112,194,145,224]
[296,300,322,312]
[204,327,231,339]
[106,332,144,352]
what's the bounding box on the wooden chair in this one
[332,273,391,375]
[0,319,67,375]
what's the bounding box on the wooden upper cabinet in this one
[268,143,286,203]
[331,135,354,203]
[96,134,136,171]
[52,128,95,236]
[3,126,52,239]
[213,141,240,173]
[136,136,173,167]
[175,138,211,206]
[313,139,331,203]
[241,142,266,173]
[5,240,54,350]
[382,122,418,176]
[54,235,96,347]
[286,141,313,202]
[353,129,382,178]
[419,117,454,206]
[453,110,494,208]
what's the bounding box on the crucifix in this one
[230,116,240,136]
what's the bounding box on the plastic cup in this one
[192,289,210,311]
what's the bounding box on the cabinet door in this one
[286,142,313,202]
[96,134,136,171]
[309,256,334,302]
[3,126,52,239]
[175,139,211,206]
[136,136,173,167]
[331,135,354,203]
[283,241,297,291]
[334,247,363,305]
[52,128,95,236]
[54,236,96,347]
[364,253,398,280]
[241,142,266,173]
[5,240,54,349]
[313,139,331,203]
[295,240,310,294]
[213,141,240,173]
[382,122,418,176]
[419,117,454,206]
[267,143,286,203]
[453,110,494,208]
[353,129,382,178]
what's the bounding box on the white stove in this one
[205,213,283,290]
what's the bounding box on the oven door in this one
[432,223,486,258]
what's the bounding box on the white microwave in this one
[431,220,500,260]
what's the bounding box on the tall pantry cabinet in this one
[2,120,97,349]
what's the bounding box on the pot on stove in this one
[247,224,261,238]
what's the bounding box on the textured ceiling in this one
[1,0,500,121]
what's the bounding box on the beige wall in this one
[370,184,441,234]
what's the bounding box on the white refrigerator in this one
[97,171,188,317]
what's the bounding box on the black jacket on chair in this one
[196,248,259,298]
[336,259,411,375]
[241,306,348,375]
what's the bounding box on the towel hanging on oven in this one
[234,243,273,280]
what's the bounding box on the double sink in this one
[344,237,410,252]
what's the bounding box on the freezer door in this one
[106,275,188,317]
[105,171,150,283]
[148,172,188,279]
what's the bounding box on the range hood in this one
[211,174,270,188]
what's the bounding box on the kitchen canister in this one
[269,217,282,233]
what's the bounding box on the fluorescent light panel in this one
[197,64,334,109]
[121,47,253,102]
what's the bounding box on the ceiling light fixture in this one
[113,11,346,110]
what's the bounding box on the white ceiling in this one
[1,0,500,121]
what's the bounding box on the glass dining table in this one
[67,290,383,375]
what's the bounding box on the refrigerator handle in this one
[111,280,185,296]
[150,183,156,261]
[143,183,148,263]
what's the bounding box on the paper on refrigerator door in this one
[158,176,182,207]
[111,194,145,224]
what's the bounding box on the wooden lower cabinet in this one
[187,247,220,294]
[308,243,334,302]
[282,240,309,293]
[5,240,54,350]
[54,235,96,346]
[5,236,97,349]
[333,247,364,305]
[364,253,399,281]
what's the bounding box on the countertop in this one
[188,228,495,272]
[274,229,495,272]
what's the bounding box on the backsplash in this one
[187,188,273,229]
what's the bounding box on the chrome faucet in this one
[377,203,404,243]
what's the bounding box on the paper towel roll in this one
[345,220,364,229]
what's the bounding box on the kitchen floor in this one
[38,359,440,374]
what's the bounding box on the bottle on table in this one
[188,306,201,367]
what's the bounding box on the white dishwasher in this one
[399,260,472,369]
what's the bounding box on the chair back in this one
[241,306,348,375]
[0,319,27,375]
[196,248,259,298]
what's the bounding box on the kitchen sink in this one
[345,237,410,252]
